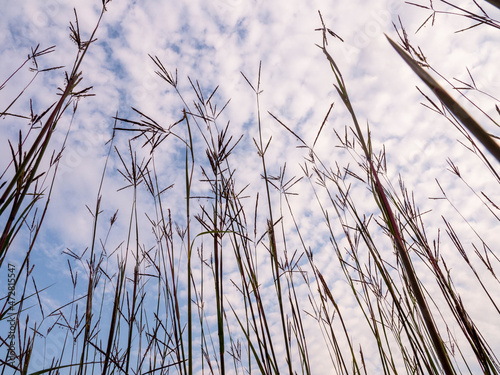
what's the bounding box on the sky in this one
[1,0,500,373]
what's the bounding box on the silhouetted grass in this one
[1,1,499,374]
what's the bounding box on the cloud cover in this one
[1,0,500,373]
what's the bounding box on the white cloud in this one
[1,0,500,373]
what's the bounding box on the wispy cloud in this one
[1,0,499,373]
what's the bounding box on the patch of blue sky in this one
[234,19,248,41]
[6,21,36,49]
[168,43,182,55]
[105,21,123,40]
[98,42,127,79]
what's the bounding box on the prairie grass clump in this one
[1,1,500,374]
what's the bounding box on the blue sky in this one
[1,0,500,373]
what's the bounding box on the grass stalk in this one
[386,36,500,164]
[315,14,455,374]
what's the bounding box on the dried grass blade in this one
[386,35,500,164]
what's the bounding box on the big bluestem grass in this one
[0,2,111,373]
[1,1,500,374]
